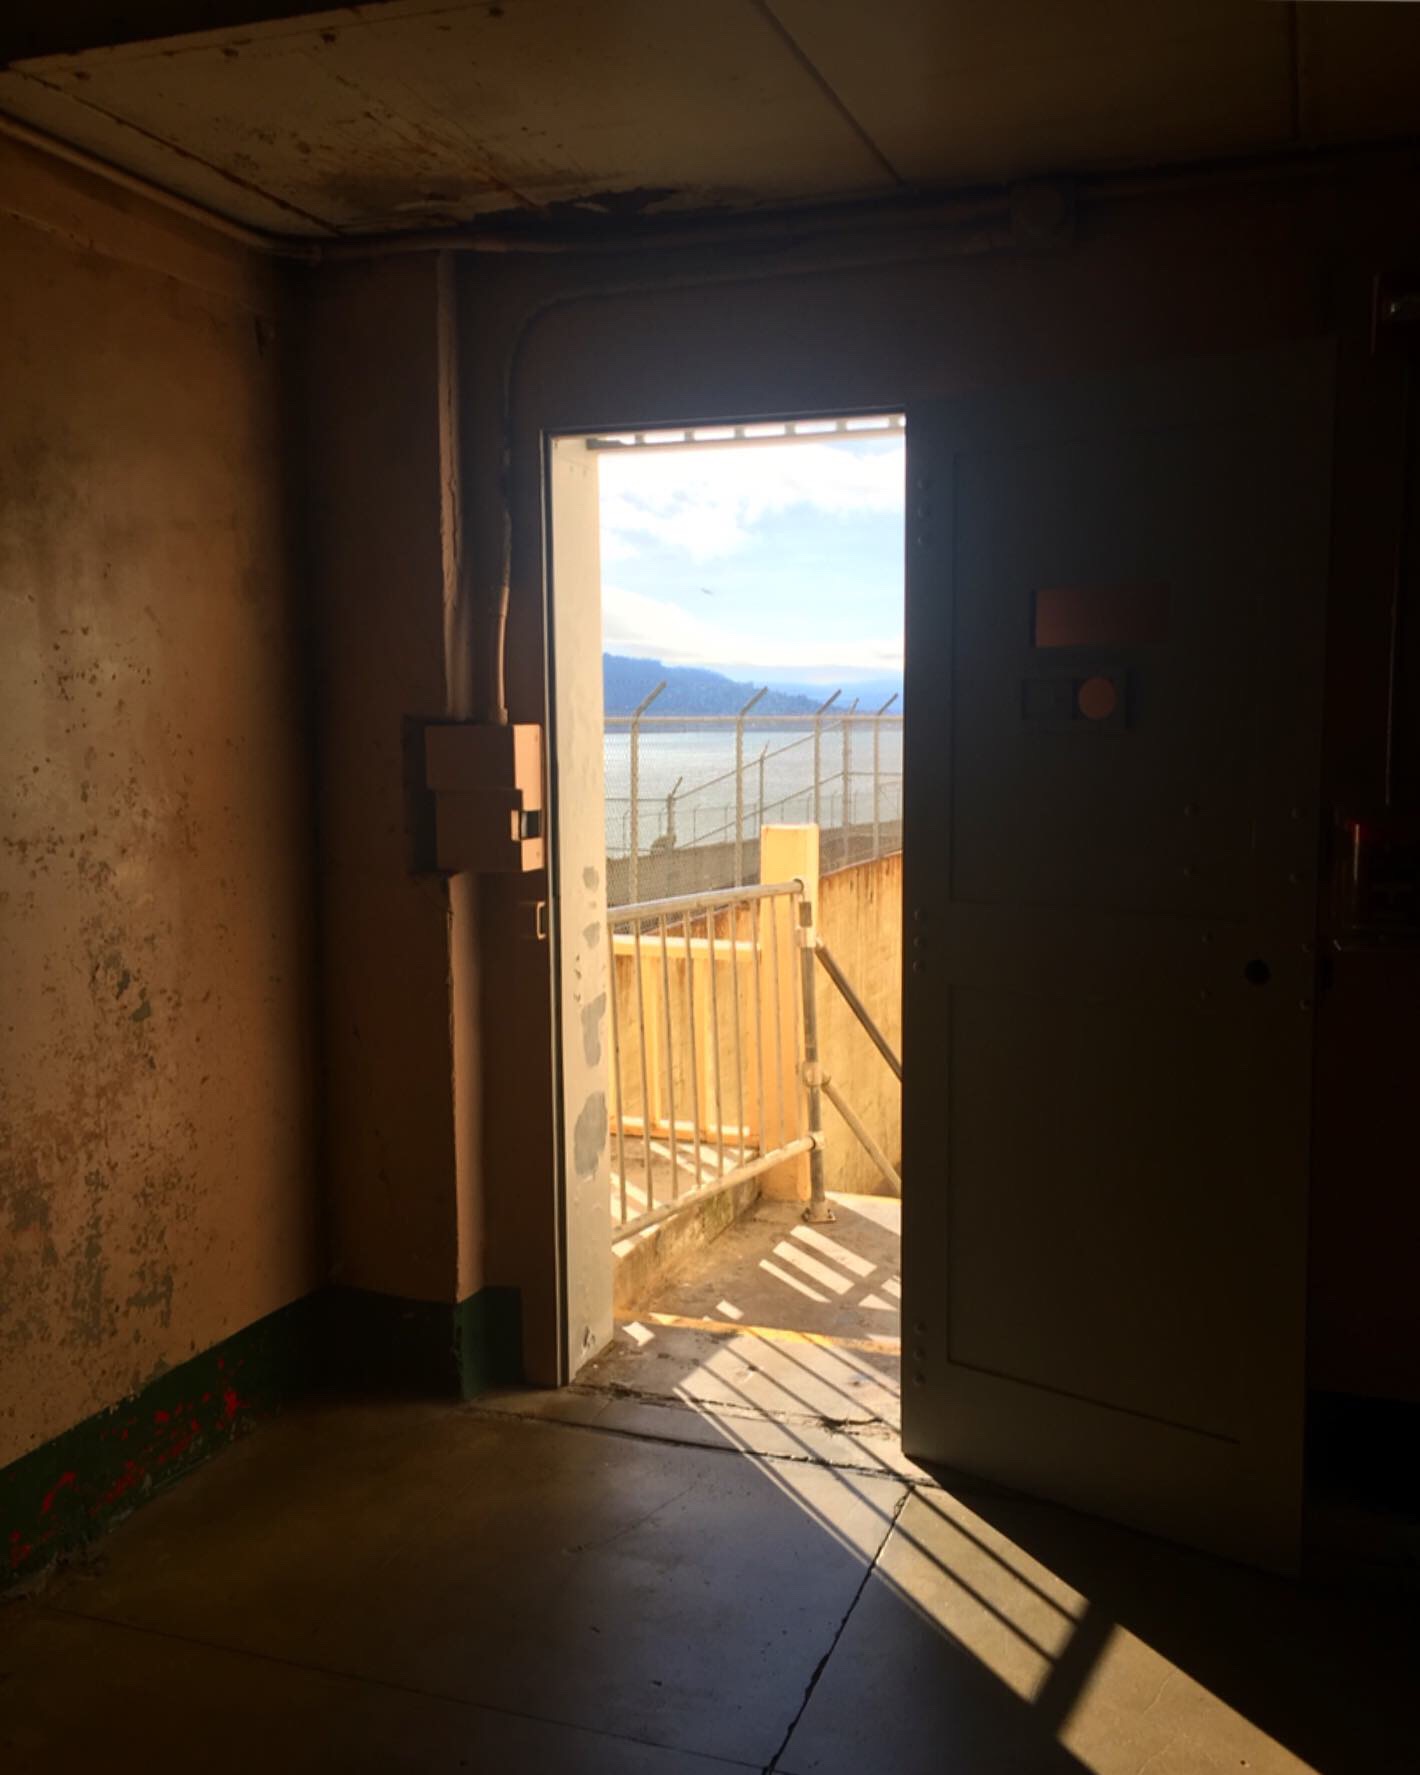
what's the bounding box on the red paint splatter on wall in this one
[10,1344,274,1585]
[40,1472,77,1515]
[99,1459,146,1507]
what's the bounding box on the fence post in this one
[734,686,767,888]
[758,823,820,1205]
[798,895,834,1223]
[665,774,682,852]
[812,688,840,833]
[756,745,768,861]
[872,692,898,862]
[840,698,859,867]
[627,680,666,904]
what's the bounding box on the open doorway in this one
[547,414,906,1442]
[542,346,1329,1572]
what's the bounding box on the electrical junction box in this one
[424,723,544,873]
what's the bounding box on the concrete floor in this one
[596,1192,902,1440]
[2,1201,1415,1773]
[625,1192,904,1342]
[2,1396,1415,1773]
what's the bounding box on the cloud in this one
[602,582,902,674]
[599,437,903,563]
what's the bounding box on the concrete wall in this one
[458,154,1420,1398]
[0,134,320,1467]
[818,854,902,1196]
[298,255,471,1306]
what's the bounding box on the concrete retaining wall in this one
[817,853,902,1196]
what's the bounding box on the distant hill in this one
[767,675,903,712]
[604,655,823,717]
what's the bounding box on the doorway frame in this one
[541,403,911,1386]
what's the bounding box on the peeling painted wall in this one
[0,135,320,1469]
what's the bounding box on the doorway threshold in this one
[478,1193,925,1485]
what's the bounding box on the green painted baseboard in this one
[2,1284,522,1588]
[2,1295,321,1587]
[318,1284,522,1400]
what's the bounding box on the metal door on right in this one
[902,344,1334,1572]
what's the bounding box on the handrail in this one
[617,1138,818,1240]
[607,878,815,1234]
[813,940,902,1080]
[606,874,901,1234]
[610,879,803,922]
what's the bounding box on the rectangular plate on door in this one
[1021,667,1130,733]
[1034,583,1170,648]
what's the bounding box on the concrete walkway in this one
[594,1192,902,1436]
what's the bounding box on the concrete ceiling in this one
[2,0,1419,239]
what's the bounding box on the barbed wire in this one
[604,712,904,884]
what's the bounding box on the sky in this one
[597,428,905,690]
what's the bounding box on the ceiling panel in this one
[0,0,1416,241]
[0,0,893,235]
[768,0,1296,186]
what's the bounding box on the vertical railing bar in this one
[790,888,806,1101]
[706,905,725,1177]
[751,896,767,1161]
[682,911,703,1187]
[770,886,787,1149]
[632,912,654,1211]
[608,919,627,1228]
[658,918,680,1198]
[730,899,747,1168]
[798,894,831,1223]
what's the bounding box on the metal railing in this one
[608,880,821,1238]
[605,694,903,904]
[606,865,903,1239]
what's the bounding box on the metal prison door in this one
[900,344,1334,1572]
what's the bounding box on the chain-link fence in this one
[605,709,903,906]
